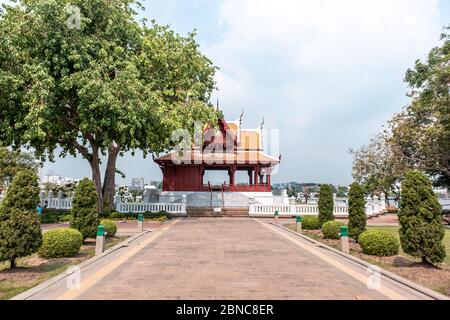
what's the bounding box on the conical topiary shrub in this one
[318,184,334,226]
[0,169,42,268]
[398,170,446,264]
[348,182,367,241]
[70,178,99,241]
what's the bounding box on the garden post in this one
[57,190,64,210]
[248,197,255,214]
[181,194,187,215]
[95,225,106,256]
[340,225,349,254]
[138,214,144,232]
[296,216,302,233]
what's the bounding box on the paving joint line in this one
[268,221,449,300]
[11,230,153,300]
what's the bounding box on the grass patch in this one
[285,223,450,297]
[366,226,450,267]
[0,236,128,300]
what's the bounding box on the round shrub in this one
[110,212,124,220]
[322,221,345,239]
[38,228,83,258]
[358,230,399,257]
[301,216,320,230]
[100,219,117,237]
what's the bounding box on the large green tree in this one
[389,27,450,187]
[0,0,219,211]
[0,146,39,188]
[0,169,42,268]
[318,184,334,226]
[350,132,409,204]
[398,171,446,265]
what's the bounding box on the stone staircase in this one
[187,192,252,208]
[187,207,249,218]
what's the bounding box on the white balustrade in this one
[250,201,386,218]
[116,202,185,214]
[36,195,187,215]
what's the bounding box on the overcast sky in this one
[24,0,450,185]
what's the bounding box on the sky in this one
[5,0,449,185]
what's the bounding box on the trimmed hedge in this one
[301,216,320,230]
[100,219,117,237]
[108,211,171,221]
[40,210,72,224]
[322,221,345,239]
[358,230,399,257]
[38,228,83,258]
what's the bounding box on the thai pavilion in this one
[155,117,280,194]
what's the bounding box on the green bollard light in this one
[95,225,106,255]
[97,225,105,237]
[340,225,348,237]
[340,225,349,254]
[296,216,302,232]
[137,214,144,232]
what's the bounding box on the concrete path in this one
[16,218,435,300]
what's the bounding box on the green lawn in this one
[367,226,450,266]
[0,236,127,300]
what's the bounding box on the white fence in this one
[249,199,387,218]
[37,192,188,215]
[1,190,386,218]
[116,202,186,215]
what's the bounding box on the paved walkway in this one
[19,218,432,300]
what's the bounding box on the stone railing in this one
[249,198,387,218]
[116,202,186,215]
[37,191,188,215]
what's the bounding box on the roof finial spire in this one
[260,117,265,130]
[216,98,220,111]
[239,109,244,127]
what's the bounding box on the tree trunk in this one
[10,258,16,269]
[102,145,120,211]
[89,146,104,213]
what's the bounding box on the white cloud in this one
[204,0,443,183]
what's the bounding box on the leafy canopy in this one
[0,0,218,158]
[389,27,450,187]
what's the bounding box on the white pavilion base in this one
[159,191,289,208]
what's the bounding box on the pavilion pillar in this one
[248,169,253,185]
[254,165,259,186]
[229,166,236,186]
[200,165,204,190]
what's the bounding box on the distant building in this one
[272,182,319,193]
[42,175,78,186]
[433,187,449,197]
[43,175,62,184]
[130,178,145,191]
